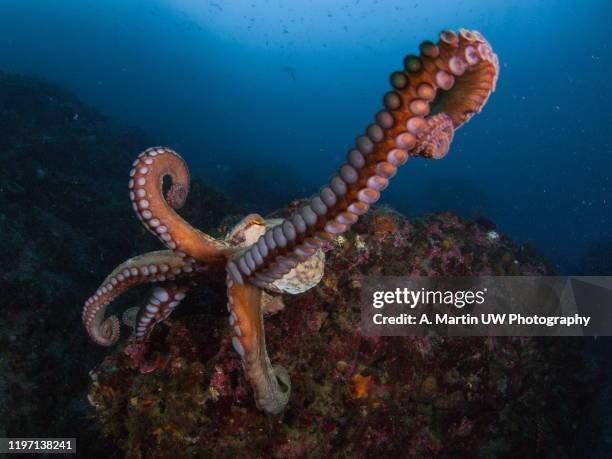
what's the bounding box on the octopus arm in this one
[226,271,290,414]
[128,147,230,262]
[132,283,190,342]
[82,250,197,346]
[228,28,499,287]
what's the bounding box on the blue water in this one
[1,0,610,274]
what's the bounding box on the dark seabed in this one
[0,0,611,457]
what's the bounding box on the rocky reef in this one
[88,208,597,458]
[0,72,238,451]
[0,71,603,457]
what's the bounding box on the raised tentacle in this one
[227,28,499,286]
[82,250,199,346]
[128,147,230,262]
[132,283,190,341]
[226,270,290,414]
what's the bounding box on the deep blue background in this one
[1,0,610,274]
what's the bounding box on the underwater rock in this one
[0,72,238,448]
[88,207,595,457]
[0,71,599,456]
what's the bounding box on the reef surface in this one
[0,72,237,451]
[0,71,603,458]
[88,207,596,458]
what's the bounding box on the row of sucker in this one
[225,270,290,414]
[82,251,200,346]
[227,28,498,286]
[129,147,184,250]
[133,283,189,341]
[226,274,244,358]
[129,146,229,261]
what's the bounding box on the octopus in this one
[82,29,499,414]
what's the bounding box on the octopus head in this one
[224,213,267,248]
[261,218,325,295]
[226,216,325,295]
[267,249,325,295]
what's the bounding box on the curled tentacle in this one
[132,283,190,342]
[128,147,230,262]
[226,270,290,414]
[82,250,199,346]
[413,112,455,160]
[228,28,499,286]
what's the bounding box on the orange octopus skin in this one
[226,274,290,414]
[83,28,498,415]
[128,148,230,261]
[82,250,203,346]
